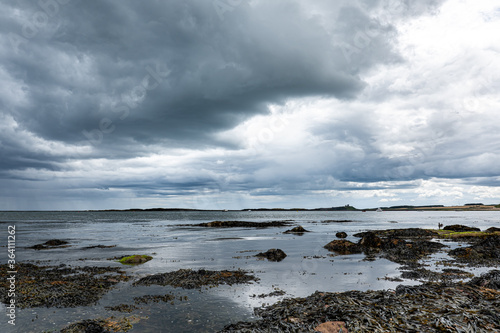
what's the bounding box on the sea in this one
[0,210,498,332]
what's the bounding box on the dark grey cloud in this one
[3,0,498,210]
[3,0,408,148]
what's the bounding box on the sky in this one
[1,0,500,210]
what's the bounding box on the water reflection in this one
[0,210,498,332]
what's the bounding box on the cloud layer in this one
[1,0,499,210]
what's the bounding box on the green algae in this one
[118,255,153,265]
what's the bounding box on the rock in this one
[45,239,69,246]
[61,319,110,333]
[119,255,153,265]
[486,227,500,233]
[359,232,383,248]
[134,268,258,288]
[324,240,362,254]
[443,224,480,232]
[284,226,310,234]
[194,220,292,228]
[382,237,407,249]
[256,248,287,262]
[29,239,70,250]
[219,275,500,332]
[449,247,482,259]
[61,316,145,333]
[468,270,500,290]
[0,263,130,308]
[449,235,500,265]
[381,240,446,266]
[354,228,438,239]
[84,244,117,249]
[314,321,348,333]
[336,232,347,238]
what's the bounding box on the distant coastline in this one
[3,203,499,212]
[84,203,500,212]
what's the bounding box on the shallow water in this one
[0,210,498,332]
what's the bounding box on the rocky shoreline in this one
[0,263,130,308]
[1,223,499,332]
[216,224,500,332]
[220,270,500,332]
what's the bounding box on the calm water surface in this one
[0,210,498,332]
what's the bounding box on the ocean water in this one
[0,210,498,332]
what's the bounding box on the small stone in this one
[314,321,348,333]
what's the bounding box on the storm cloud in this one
[1,0,499,210]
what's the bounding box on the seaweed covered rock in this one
[335,232,347,239]
[468,270,500,289]
[61,319,111,333]
[118,255,153,265]
[256,249,287,262]
[29,239,69,250]
[324,240,362,255]
[382,237,407,249]
[219,274,500,332]
[449,235,500,266]
[354,228,438,239]
[359,232,383,248]
[194,221,292,228]
[449,247,482,260]
[0,263,129,308]
[284,226,309,234]
[443,224,480,232]
[326,228,446,266]
[383,240,446,265]
[134,269,258,289]
[84,244,117,249]
[61,316,144,333]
